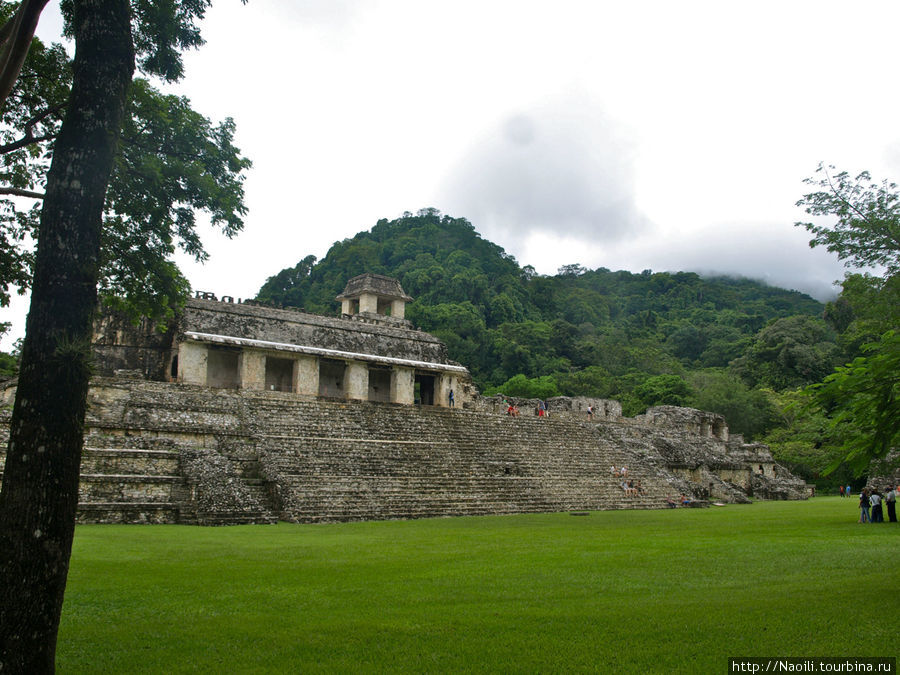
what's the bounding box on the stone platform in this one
[0,377,808,525]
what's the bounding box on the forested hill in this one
[256,210,833,428]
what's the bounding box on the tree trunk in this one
[0,1,134,672]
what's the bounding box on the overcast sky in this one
[3,1,900,348]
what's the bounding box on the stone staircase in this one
[77,437,182,524]
[0,384,278,525]
[243,393,677,522]
[1,378,701,525]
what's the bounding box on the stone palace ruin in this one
[0,274,810,524]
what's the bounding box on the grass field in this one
[58,497,899,673]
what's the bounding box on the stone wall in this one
[92,310,177,380]
[91,297,476,408]
[866,451,900,492]
[178,298,450,365]
[468,395,622,421]
[632,405,729,441]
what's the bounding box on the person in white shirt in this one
[869,491,883,523]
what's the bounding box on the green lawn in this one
[59,497,899,673]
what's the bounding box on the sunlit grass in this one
[59,497,899,673]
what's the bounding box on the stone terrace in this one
[0,377,686,524]
[251,394,676,522]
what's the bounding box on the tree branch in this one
[0,12,16,47]
[22,98,66,132]
[0,130,56,155]
[0,100,65,154]
[822,166,876,230]
[0,0,52,111]
[0,186,43,198]
[118,133,205,162]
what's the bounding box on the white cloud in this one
[439,97,649,243]
[620,221,845,301]
[6,0,900,349]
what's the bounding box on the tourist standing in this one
[839,485,845,498]
[870,491,884,523]
[859,489,870,523]
[448,389,454,407]
[885,487,897,523]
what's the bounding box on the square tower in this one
[335,273,413,320]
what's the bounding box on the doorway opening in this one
[368,367,391,402]
[265,357,294,392]
[414,372,436,406]
[318,359,346,398]
[206,346,240,389]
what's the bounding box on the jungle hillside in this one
[255,208,878,490]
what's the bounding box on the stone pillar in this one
[436,373,456,408]
[391,298,406,319]
[391,366,414,405]
[358,292,378,314]
[345,361,369,400]
[341,299,352,315]
[178,341,207,385]
[294,355,319,396]
[240,350,266,391]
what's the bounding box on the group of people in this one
[621,479,643,497]
[858,486,898,523]
[665,494,693,508]
[502,399,550,418]
[607,465,643,497]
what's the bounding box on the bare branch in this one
[0,130,55,154]
[0,186,43,198]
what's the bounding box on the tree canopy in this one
[804,330,900,473]
[257,209,827,432]
[796,162,900,276]
[0,2,251,320]
[795,164,900,475]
